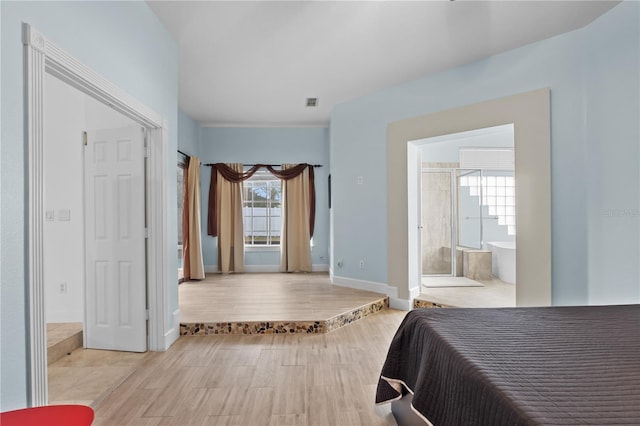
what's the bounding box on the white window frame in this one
[243,170,282,248]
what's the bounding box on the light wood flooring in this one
[47,322,83,365]
[48,272,403,424]
[54,309,406,425]
[179,273,386,323]
[48,272,514,423]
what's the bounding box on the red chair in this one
[0,404,94,425]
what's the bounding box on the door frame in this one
[23,23,169,405]
[392,89,551,308]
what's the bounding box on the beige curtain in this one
[280,164,312,272]
[186,157,205,279]
[216,163,245,273]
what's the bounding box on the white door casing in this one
[24,23,170,406]
[84,126,147,352]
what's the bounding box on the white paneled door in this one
[84,126,147,352]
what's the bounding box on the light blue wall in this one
[330,1,639,305]
[178,109,201,157]
[583,3,640,304]
[1,1,178,410]
[199,127,330,269]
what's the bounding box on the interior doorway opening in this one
[44,72,150,404]
[410,124,517,305]
[24,23,170,406]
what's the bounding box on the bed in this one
[376,305,640,425]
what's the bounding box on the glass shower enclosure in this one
[420,168,484,277]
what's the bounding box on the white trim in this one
[23,23,168,405]
[410,285,421,299]
[24,26,48,406]
[331,275,411,310]
[245,245,280,252]
[201,122,329,129]
[330,275,398,299]
[312,263,330,272]
[163,309,181,349]
[204,264,330,274]
[146,125,169,351]
[244,264,280,273]
[389,297,412,311]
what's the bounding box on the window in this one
[459,172,516,236]
[243,171,282,245]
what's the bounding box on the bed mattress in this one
[376,305,640,425]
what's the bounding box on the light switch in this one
[46,210,55,221]
[357,176,364,185]
[57,209,71,221]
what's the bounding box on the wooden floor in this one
[179,273,387,323]
[48,272,514,423]
[48,272,404,425]
[53,309,406,425]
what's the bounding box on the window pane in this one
[243,172,282,246]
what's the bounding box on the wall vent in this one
[305,97,318,107]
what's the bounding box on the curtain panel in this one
[181,160,190,280]
[207,163,315,237]
[214,163,245,273]
[280,164,313,272]
[184,157,205,280]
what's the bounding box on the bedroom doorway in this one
[44,72,149,403]
[25,22,169,405]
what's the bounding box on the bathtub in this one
[487,241,516,284]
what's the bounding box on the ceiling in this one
[147,1,618,128]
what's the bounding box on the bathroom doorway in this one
[416,124,516,295]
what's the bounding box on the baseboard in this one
[312,263,330,272]
[389,297,412,311]
[204,264,330,274]
[330,275,413,311]
[244,264,280,273]
[330,274,399,297]
[163,309,181,350]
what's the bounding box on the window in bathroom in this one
[459,173,516,235]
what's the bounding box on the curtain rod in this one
[204,163,322,168]
[177,149,190,158]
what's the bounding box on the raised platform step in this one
[47,323,83,365]
[414,298,453,309]
[180,297,389,335]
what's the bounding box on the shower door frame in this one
[420,168,458,277]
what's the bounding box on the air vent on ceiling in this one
[306,97,318,107]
